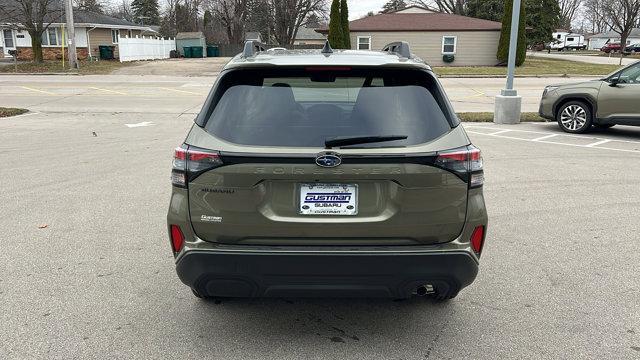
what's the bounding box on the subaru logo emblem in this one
[315,153,342,168]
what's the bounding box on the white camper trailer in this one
[549,32,586,51]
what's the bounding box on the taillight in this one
[435,145,484,188]
[470,226,485,254]
[170,225,185,253]
[171,146,223,187]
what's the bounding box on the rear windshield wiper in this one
[325,135,408,149]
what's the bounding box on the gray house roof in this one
[0,2,154,30]
[295,26,326,40]
[176,32,205,40]
[71,10,147,27]
[245,32,262,41]
[589,29,640,39]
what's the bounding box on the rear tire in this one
[556,101,593,133]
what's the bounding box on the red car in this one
[601,43,622,53]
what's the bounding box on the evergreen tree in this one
[381,0,407,13]
[467,0,504,22]
[497,0,527,66]
[131,0,160,25]
[340,0,350,49]
[525,0,560,46]
[328,0,343,48]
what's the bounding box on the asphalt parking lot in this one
[0,73,592,113]
[1,74,639,359]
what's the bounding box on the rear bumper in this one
[175,247,479,298]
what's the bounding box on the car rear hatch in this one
[175,67,482,246]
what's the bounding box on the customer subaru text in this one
[167,41,488,300]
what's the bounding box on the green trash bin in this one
[182,46,193,58]
[191,46,203,58]
[98,45,114,60]
[206,45,219,57]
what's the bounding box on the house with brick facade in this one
[1,10,156,60]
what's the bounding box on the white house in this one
[1,9,155,59]
[587,29,640,50]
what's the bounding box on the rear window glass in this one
[202,68,454,148]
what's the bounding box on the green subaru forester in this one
[167,41,488,300]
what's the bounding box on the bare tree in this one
[106,0,135,22]
[596,0,640,64]
[271,0,327,46]
[410,0,466,14]
[583,0,609,33]
[159,0,179,36]
[75,0,104,13]
[558,0,582,29]
[205,0,250,44]
[0,0,64,62]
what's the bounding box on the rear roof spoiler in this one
[242,40,266,58]
[381,41,412,59]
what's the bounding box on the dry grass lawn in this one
[457,112,546,122]
[435,57,621,76]
[0,59,133,75]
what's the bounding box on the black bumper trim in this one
[176,249,478,298]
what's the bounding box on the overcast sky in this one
[347,0,388,20]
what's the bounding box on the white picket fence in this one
[118,36,176,62]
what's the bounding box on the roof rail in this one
[381,41,412,59]
[242,40,266,58]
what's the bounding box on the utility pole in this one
[64,0,79,69]
[494,0,521,124]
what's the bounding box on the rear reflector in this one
[170,225,184,253]
[470,226,485,254]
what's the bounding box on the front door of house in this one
[3,29,16,56]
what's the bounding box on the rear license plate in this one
[299,184,358,215]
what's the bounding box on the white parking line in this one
[532,134,558,141]
[488,129,512,135]
[465,128,640,154]
[585,139,611,147]
[125,121,155,128]
[8,111,39,119]
[90,87,127,95]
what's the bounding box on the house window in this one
[41,28,60,46]
[567,37,574,41]
[112,29,120,44]
[442,36,457,54]
[357,36,371,50]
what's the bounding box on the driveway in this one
[528,51,638,65]
[112,57,232,77]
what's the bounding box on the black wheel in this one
[594,123,615,129]
[556,101,593,133]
